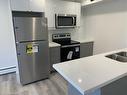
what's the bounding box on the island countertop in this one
[53,48,127,95]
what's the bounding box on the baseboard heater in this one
[0,66,16,75]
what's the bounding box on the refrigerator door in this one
[13,17,48,42]
[16,41,50,85]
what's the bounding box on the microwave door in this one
[56,15,76,28]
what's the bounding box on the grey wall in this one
[81,0,127,54]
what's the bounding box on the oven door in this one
[55,14,76,28]
[61,44,80,62]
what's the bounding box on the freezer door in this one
[13,17,48,42]
[16,41,50,85]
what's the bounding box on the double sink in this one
[106,52,127,63]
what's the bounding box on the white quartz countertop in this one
[49,42,60,47]
[73,39,94,43]
[53,49,127,95]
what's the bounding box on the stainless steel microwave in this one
[55,14,77,28]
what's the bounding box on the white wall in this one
[81,0,127,54]
[48,29,81,42]
[0,0,17,74]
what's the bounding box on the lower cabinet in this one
[49,46,60,72]
[80,42,94,58]
[101,76,127,95]
[49,42,94,72]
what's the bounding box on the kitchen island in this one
[53,49,127,95]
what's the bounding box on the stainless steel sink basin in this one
[106,52,127,62]
[116,52,127,57]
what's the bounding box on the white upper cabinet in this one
[30,0,45,12]
[10,0,30,11]
[82,0,103,6]
[10,0,45,12]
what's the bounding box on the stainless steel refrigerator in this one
[13,12,50,85]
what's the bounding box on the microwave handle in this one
[73,17,76,26]
[73,17,75,26]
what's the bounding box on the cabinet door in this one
[10,0,30,11]
[102,76,127,95]
[80,42,93,58]
[50,47,60,72]
[30,0,45,12]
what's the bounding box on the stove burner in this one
[52,33,80,46]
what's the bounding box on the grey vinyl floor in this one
[0,72,67,95]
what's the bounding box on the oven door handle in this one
[61,44,80,48]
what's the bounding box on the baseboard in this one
[0,66,16,75]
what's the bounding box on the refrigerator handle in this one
[41,18,48,27]
[17,53,21,55]
[14,26,20,32]
[15,26,19,29]
[16,43,21,56]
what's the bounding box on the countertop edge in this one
[73,39,94,43]
[49,42,60,47]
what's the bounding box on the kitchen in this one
[0,0,127,95]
